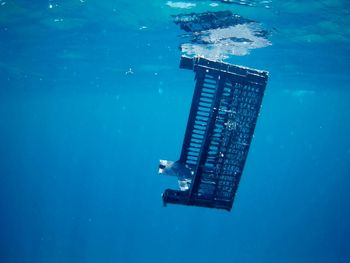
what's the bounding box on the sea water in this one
[0,1,349,262]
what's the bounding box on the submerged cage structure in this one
[159,56,268,211]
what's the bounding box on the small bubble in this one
[125,68,134,75]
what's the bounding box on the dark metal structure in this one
[159,56,268,211]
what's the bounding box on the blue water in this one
[1,1,350,262]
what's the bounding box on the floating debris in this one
[159,56,269,211]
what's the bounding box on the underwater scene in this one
[0,0,349,262]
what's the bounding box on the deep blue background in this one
[1,1,349,262]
